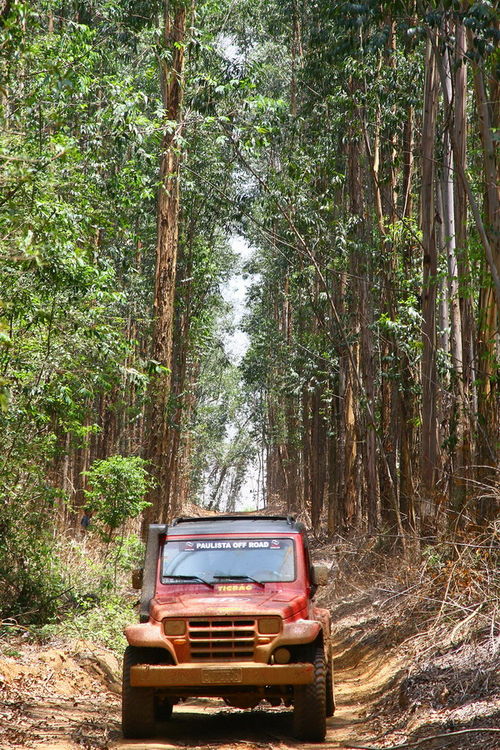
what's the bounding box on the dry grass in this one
[309,521,499,749]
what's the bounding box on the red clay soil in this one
[0,630,405,750]
[1,576,498,750]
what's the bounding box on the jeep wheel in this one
[122,646,157,739]
[326,655,335,717]
[293,644,327,742]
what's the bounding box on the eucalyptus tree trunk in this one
[468,40,500,301]
[310,380,327,527]
[300,384,312,515]
[144,1,190,527]
[439,33,466,514]
[383,19,398,227]
[402,105,415,219]
[420,38,440,518]
[335,272,355,531]
[283,393,300,514]
[399,48,417,529]
[175,358,200,511]
[163,290,190,519]
[360,270,379,532]
[267,285,289,508]
[397,123,418,529]
[355,117,380,531]
[453,15,474,515]
[326,386,339,535]
[344,115,362,529]
[361,30,399,532]
[281,275,300,514]
[266,393,284,507]
[290,0,302,118]
[286,15,303,515]
[469,41,499,516]
[162,211,199,518]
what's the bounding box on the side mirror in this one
[311,563,329,586]
[132,568,144,590]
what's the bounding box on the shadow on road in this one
[116,699,295,746]
[113,698,354,750]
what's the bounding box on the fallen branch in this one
[342,727,500,750]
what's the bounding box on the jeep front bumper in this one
[130,661,314,687]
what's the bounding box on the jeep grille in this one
[188,618,257,661]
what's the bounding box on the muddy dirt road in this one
[113,642,402,750]
[0,626,404,750]
[2,593,498,749]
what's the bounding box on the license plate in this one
[201,667,242,684]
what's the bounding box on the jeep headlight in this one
[258,617,281,634]
[164,618,186,636]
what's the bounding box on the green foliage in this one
[0,0,252,619]
[55,534,144,598]
[422,545,447,572]
[31,534,144,650]
[0,505,66,625]
[36,594,137,653]
[0,0,497,625]
[83,456,153,542]
[116,534,146,572]
[62,594,136,652]
[0,0,160,624]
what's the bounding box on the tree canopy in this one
[0,0,498,621]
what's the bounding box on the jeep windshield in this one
[161,537,295,583]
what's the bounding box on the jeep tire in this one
[326,654,335,717]
[293,644,327,742]
[122,646,158,739]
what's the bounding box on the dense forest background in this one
[0,0,498,623]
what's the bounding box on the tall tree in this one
[144,0,192,524]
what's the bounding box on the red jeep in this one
[123,515,334,741]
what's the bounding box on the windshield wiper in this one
[164,574,214,588]
[213,575,265,588]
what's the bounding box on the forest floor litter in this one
[1,543,498,750]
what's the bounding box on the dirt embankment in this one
[0,641,121,749]
[1,582,499,749]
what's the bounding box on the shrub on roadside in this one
[83,456,153,544]
[0,495,66,625]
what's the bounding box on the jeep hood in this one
[150,589,308,622]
